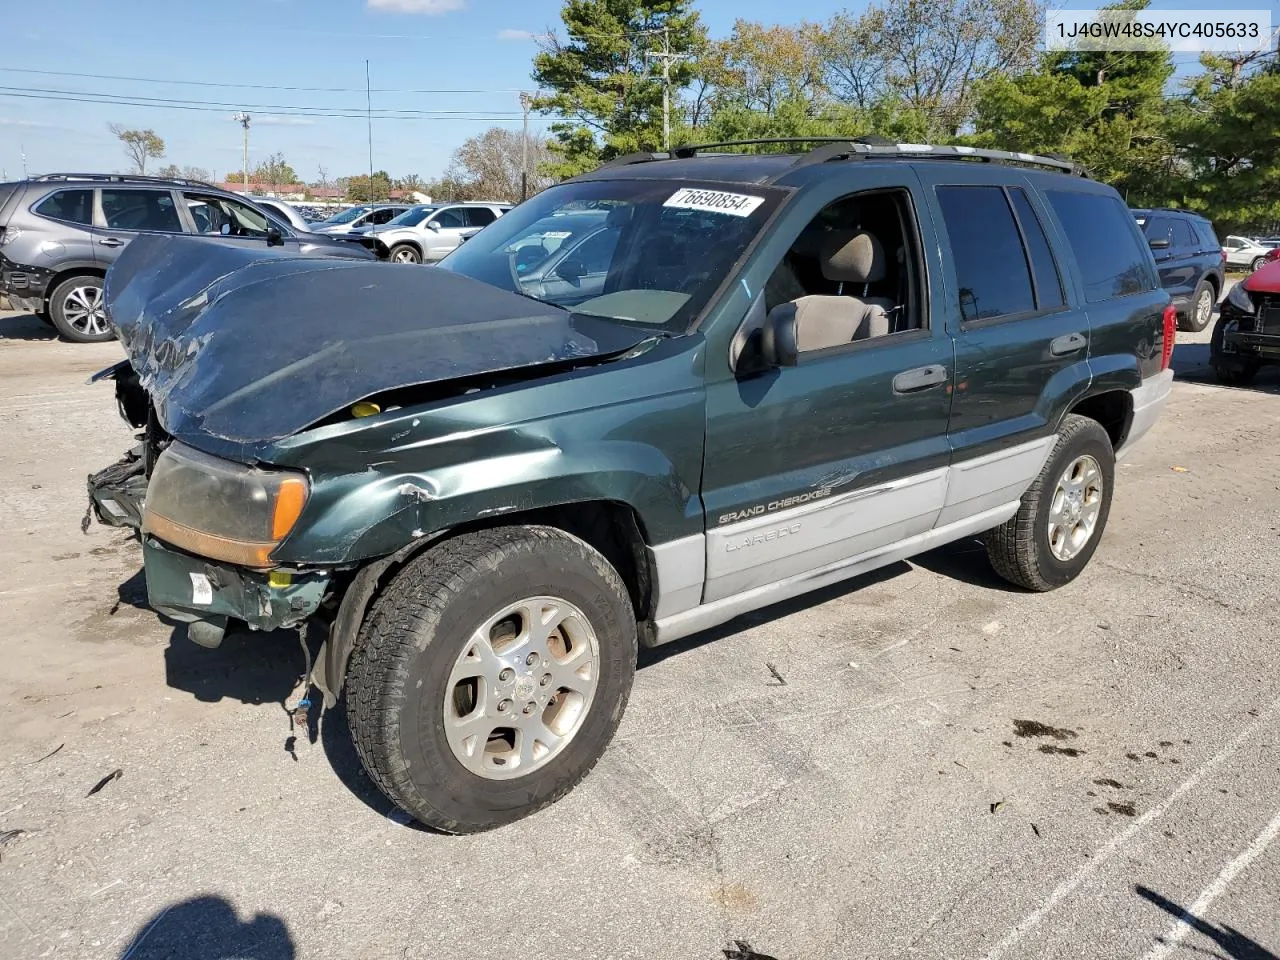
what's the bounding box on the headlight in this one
[1226,282,1255,314]
[143,442,310,568]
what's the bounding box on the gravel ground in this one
[0,301,1276,960]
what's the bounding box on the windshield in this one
[320,205,371,225]
[387,205,436,227]
[436,179,784,332]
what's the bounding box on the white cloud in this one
[256,116,318,127]
[0,118,57,129]
[366,0,465,13]
[498,28,533,40]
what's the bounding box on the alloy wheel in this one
[1047,454,1104,562]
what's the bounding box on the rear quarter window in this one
[33,188,94,226]
[1045,189,1157,302]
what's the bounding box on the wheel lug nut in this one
[525,653,538,666]
[497,699,512,713]
[540,674,552,687]
[522,702,536,715]
[499,668,514,683]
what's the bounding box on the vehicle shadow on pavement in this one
[1134,885,1278,960]
[115,894,295,959]
[163,624,305,707]
[0,311,57,342]
[1171,343,1280,395]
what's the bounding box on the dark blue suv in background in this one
[1132,207,1225,332]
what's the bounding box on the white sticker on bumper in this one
[189,573,213,606]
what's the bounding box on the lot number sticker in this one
[190,572,213,606]
[664,188,765,218]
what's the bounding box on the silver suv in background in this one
[0,173,374,342]
[308,203,411,236]
[357,201,512,263]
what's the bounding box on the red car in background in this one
[1212,256,1280,384]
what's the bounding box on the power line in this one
[0,90,549,122]
[0,66,524,96]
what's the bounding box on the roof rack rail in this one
[655,137,1089,178]
[596,151,671,170]
[30,172,219,189]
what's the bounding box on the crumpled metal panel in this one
[102,233,651,447]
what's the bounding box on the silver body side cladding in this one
[703,468,947,602]
[648,534,706,619]
[935,436,1053,527]
[650,501,1020,646]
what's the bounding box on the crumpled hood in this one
[103,233,651,448]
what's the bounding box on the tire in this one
[1251,256,1266,272]
[387,243,422,265]
[984,414,1115,592]
[48,275,112,343]
[1181,279,1215,333]
[1210,314,1262,386]
[346,525,638,834]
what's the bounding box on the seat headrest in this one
[820,230,886,284]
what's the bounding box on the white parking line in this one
[980,693,1280,960]
[1139,807,1280,960]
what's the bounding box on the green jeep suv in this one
[86,139,1176,833]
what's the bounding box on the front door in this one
[700,177,955,604]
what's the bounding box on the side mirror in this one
[554,256,586,282]
[761,305,799,368]
[1148,237,1171,250]
[426,220,441,232]
[266,226,284,247]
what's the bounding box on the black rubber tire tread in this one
[346,525,637,834]
[1209,314,1262,386]
[984,414,1115,592]
[48,275,110,344]
[387,243,422,264]
[1180,279,1214,333]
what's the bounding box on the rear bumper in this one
[1116,367,1174,457]
[0,258,54,307]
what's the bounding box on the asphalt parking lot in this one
[0,301,1277,960]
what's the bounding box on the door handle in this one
[97,238,124,248]
[1049,332,1088,357]
[892,364,948,394]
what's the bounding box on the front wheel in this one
[387,243,422,264]
[984,415,1115,592]
[346,526,637,833]
[49,275,112,343]
[1251,256,1267,272]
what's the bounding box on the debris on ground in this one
[724,941,780,960]
[86,768,123,797]
[29,743,64,764]
[765,663,787,686]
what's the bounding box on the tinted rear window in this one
[1046,190,1156,302]
[937,185,1036,322]
[34,188,94,225]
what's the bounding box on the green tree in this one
[1161,61,1280,234]
[971,1,1174,199]
[154,164,213,182]
[531,0,706,177]
[345,171,394,202]
[252,152,299,186]
[108,124,165,175]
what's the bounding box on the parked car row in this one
[0,174,377,342]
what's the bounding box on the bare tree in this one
[107,123,166,175]
[446,127,556,200]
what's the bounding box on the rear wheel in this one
[48,275,111,343]
[1250,255,1267,272]
[346,526,637,833]
[984,415,1115,592]
[387,243,422,265]
[1181,279,1214,333]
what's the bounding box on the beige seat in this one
[782,230,897,352]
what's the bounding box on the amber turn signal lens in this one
[272,476,309,540]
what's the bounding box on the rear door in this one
[92,187,185,263]
[916,167,1088,507]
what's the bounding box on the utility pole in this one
[233,113,251,189]
[366,60,375,190]
[20,144,28,180]
[519,92,532,201]
[644,26,687,152]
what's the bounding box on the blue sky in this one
[0,0,1272,183]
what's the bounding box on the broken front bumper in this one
[85,446,148,531]
[142,536,330,632]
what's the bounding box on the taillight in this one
[1160,303,1176,370]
